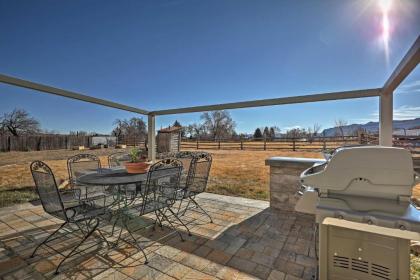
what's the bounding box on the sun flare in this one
[379,0,392,64]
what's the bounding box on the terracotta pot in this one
[124,162,151,174]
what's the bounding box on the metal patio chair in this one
[179,152,213,222]
[157,151,196,192]
[67,153,108,201]
[30,161,109,274]
[120,158,190,263]
[108,152,131,168]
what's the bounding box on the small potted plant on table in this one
[124,148,151,173]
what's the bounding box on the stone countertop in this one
[265,156,326,167]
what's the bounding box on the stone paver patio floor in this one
[0,193,316,280]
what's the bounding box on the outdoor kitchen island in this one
[267,146,420,280]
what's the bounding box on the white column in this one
[379,92,393,146]
[148,114,156,162]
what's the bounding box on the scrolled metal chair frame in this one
[30,160,109,274]
[179,151,213,222]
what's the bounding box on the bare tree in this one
[184,123,205,139]
[201,110,236,140]
[112,117,147,140]
[0,109,40,136]
[286,128,304,139]
[334,119,348,140]
[307,123,322,143]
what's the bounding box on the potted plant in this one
[124,148,151,173]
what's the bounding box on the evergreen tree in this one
[263,126,269,138]
[173,120,182,127]
[254,128,263,139]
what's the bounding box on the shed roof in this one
[158,126,182,133]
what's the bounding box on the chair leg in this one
[176,199,184,215]
[153,211,163,230]
[54,218,99,274]
[31,222,68,258]
[157,209,184,242]
[189,197,213,223]
[180,199,192,217]
[122,216,149,264]
[96,228,110,248]
[167,207,191,236]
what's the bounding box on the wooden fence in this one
[0,135,91,152]
[1,133,418,153]
[116,136,146,148]
[181,135,420,152]
[181,136,360,151]
[0,134,147,152]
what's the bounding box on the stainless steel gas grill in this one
[295,146,420,280]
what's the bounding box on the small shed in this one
[157,126,182,153]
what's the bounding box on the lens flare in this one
[379,0,392,65]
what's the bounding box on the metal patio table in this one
[77,167,149,249]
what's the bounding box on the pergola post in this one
[148,114,156,162]
[379,92,393,146]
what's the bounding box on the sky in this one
[0,0,419,134]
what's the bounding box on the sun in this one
[379,0,392,64]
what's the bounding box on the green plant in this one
[129,148,147,163]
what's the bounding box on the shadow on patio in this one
[0,193,316,280]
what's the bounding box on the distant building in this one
[157,126,182,153]
[393,128,420,136]
[91,135,117,147]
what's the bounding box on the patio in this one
[0,192,316,280]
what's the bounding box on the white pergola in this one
[1,36,419,161]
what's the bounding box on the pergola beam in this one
[147,115,156,162]
[382,36,420,95]
[0,74,149,115]
[150,88,382,115]
[379,36,420,146]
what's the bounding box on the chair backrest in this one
[187,152,212,194]
[30,161,67,220]
[141,158,182,215]
[67,154,101,186]
[108,152,131,168]
[157,151,196,188]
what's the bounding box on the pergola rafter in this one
[150,88,382,116]
[0,74,149,115]
[0,36,419,160]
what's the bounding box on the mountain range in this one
[321,118,420,137]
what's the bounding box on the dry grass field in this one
[0,148,419,207]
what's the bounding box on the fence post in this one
[323,137,326,150]
[196,138,199,149]
[218,140,221,150]
[240,140,243,150]
[293,138,296,151]
[37,136,42,151]
[263,137,266,150]
[7,136,11,152]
